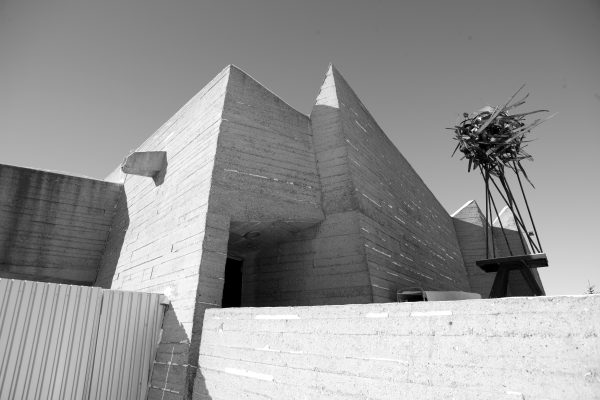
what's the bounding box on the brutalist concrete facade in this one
[0,64,545,399]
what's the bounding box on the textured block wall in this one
[197,295,600,400]
[0,164,121,284]
[312,65,470,302]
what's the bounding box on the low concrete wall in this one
[198,295,600,400]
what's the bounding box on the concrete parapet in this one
[198,295,600,399]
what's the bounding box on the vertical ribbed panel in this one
[88,290,164,400]
[0,279,165,400]
[0,279,103,400]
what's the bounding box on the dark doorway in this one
[221,257,243,308]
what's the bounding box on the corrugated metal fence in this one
[0,279,167,400]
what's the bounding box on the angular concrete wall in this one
[210,66,323,223]
[96,65,334,398]
[312,65,470,301]
[198,295,600,400]
[92,64,548,397]
[237,64,472,307]
[96,66,232,400]
[240,212,373,306]
[0,164,121,284]
[214,67,371,307]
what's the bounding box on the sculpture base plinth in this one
[476,253,548,298]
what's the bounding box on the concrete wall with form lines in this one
[198,295,600,400]
[0,164,122,285]
[311,65,470,300]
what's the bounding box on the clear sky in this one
[1,0,599,295]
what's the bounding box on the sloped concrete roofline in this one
[228,64,310,116]
[0,161,118,183]
[320,63,456,219]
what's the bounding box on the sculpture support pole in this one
[484,170,490,258]
[487,174,496,258]
[488,175,536,253]
[490,189,513,256]
[497,170,539,253]
[479,167,513,256]
[513,164,543,252]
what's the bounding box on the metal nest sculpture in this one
[448,85,555,297]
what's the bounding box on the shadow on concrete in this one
[0,169,40,280]
[0,165,122,285]
[93,186,211,399]
[94,188,129,288]
[153,160,168,186]
[148,305,212,400]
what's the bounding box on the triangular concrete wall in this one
[451,200,496,297]
[97,65,233,399]
[311,65,471,301]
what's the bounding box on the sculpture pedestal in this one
[476,253,548,298]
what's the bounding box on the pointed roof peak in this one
[451,200,479,217]
[313,63,341,109]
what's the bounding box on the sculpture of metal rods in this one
[449,85,554,258]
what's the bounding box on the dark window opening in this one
[221,257,243,308]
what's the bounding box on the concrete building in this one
[0,64,545,399]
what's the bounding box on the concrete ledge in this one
[198,295,600,399]
[121,151,167,177]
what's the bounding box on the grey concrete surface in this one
[0,164,121,284]
[198,295,600,400]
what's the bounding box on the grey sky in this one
[1,0,599,295]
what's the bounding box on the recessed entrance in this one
[221,257,243,308]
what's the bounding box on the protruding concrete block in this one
[121,151,167,177]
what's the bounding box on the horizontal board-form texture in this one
[198,295,600,400]
[211,66,323,222]
[311,65,470,300]
[0,164,122,285]
[97,65,233,400]
[210,66,371,307]
[240,211,372,307]
[0,279,165,400]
